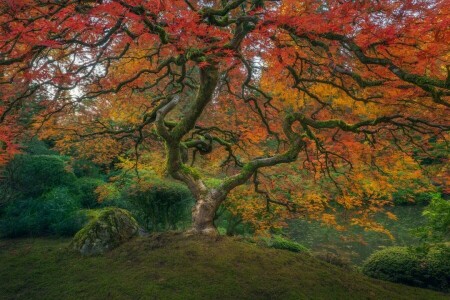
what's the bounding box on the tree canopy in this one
[0,0,449,234]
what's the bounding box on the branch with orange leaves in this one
[219,111,449,196]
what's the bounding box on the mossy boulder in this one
[71,208,139,255]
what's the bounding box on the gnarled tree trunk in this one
[190,192,222,235]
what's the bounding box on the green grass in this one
[0,234,447,300]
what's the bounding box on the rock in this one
[71,208,139,255]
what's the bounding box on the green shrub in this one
[217,226,227,235]
[41,188,86,236]
[75,177,105,208]
[71,159,101,178]
[267,236,309,253]
[362,245,450,291]
[2,154,77,198]
[392,189,437,206]
[23,138,58,156]
[419,196,450,242]
[122,178,194,231]
[214,205,253,236]
[423,245,450,291]
[0,187,86,237]
[362,247,421,285]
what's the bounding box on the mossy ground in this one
[0,233,447,300]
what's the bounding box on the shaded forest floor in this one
[0,233,447,300]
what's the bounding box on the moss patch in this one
[180,164,201,180]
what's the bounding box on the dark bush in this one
[71,159,101,178]
[392,189,437,206]
[23,138,58,156]
[214,205,253,236]
[423,245,450,291]
[0,187,86,237]
[362,245,450,291]
[76,177,105,208]
[2,154,77,198]
[123,178,194,231]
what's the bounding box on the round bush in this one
[363,245,450,291]
[362,247,421,285]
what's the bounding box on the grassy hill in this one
[0,233,447,300]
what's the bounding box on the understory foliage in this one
[0,151,92,237]
[362,244,450,292]
[76,177,106,209]
[418,195,450,242]
[1,154,78,199]
[121,179,194,232]
[0,187,86,237]
[94,158,195,232]
[0,149,196,236]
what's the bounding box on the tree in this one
[0,0,449,235]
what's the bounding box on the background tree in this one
[0,0,448,235]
